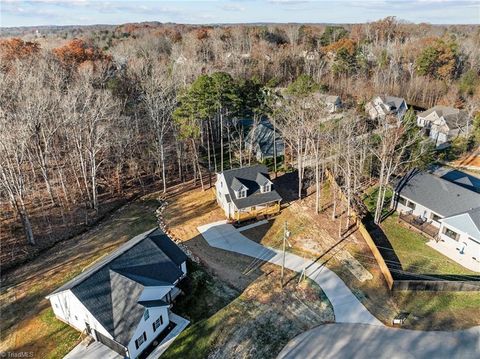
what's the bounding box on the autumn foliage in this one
[416,37,459,80]
[0,38,39,62]
[322,38,357,56]
[53,39,110,67]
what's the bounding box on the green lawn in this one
[39,308,81,359]
[363,186,476,275]
[382,215,477,275]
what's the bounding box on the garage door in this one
[94,330,127,357]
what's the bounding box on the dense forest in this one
[1,18,479,270]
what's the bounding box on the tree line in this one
[0,18,479,268]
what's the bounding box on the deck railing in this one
[398,212,439,239]
[234,203,280,222]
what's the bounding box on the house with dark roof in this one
[215,164,282,222]
[245,120,285,162]
[416,105,472,148]
[46,229,188,359]
[393,169,480,265]
[365,95,408,121]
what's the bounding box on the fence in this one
[325,169,480,292]
[325,170,394,289]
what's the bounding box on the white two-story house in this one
[366,95,408,121]
[416,105,471,148]
[46,229,188,359]
[215,164,282,222]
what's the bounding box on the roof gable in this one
[246,121,285,157]
[48,229,186,346]
[441,209,480,240]
[221,165,282,209]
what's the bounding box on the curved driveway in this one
[197,221,381,326]
[277,323,480,359]
[197,221,479,359]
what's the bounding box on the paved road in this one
[277,323,480,359]
[197,221,382,326]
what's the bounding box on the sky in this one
[0,0,479,28]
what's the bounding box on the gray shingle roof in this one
[467,207,480,230]
[47,228,187,346]
[222,164,282,209]
[395,169,480,217]
[418,105,469,130]
[380,95,405,111]
[231,177,247,192]
[256,172,271,186]
[245,121,285,158]
[431,167,480,193]
[325,95,340,104]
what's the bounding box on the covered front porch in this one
[232,201,281,222]
[398,212,439,239]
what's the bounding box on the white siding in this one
[138,286,173,302]
[215,174,232,217]
[215,173,237,219]
[127,306,170,359]
[438,223,480,259]
[395,195,442,228]
[49,290,111,339]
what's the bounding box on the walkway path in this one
[277,323,480,359]
[197,220,382,326]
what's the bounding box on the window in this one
[406,201,415,210]
[397,197,407,206]
[54,303,59,308]
[135,332,147,349]
[74,315,78,321]
[152,315,164,332]
[144,309,149,321]
[430,213,441,222]
[237,189,246,199]
[443,227,459,241]
[261,184,271,193]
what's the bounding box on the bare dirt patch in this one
[165,264,334,359]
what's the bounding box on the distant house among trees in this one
[416,105,472,148]
[245,120,285,162]
[315,94,343,113]
[365,95,408,121]
[299,50,319,61]
[215,165,282,222]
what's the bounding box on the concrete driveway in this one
[277,323,480,359]
[64,313,189,359]
[64,341,122,359]
[197,221,381,326]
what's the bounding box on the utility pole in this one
[281,221,290,288]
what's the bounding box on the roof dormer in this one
[232,177,248,199]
